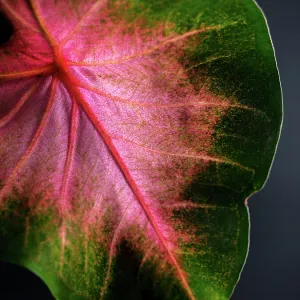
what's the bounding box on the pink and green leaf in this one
[0,1,282,299]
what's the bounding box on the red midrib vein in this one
[28,1,195,297]
[54,49,195,300]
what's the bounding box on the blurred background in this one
[232,0,299,298]
[0,0,298,299]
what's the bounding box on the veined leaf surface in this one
[0,1,282,299]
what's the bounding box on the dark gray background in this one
[0,0,298,299]
[232,0,299,299]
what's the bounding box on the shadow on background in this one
[0,261,54,300]
[0,11,13,46]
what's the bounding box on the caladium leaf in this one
[0,0,281,299]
